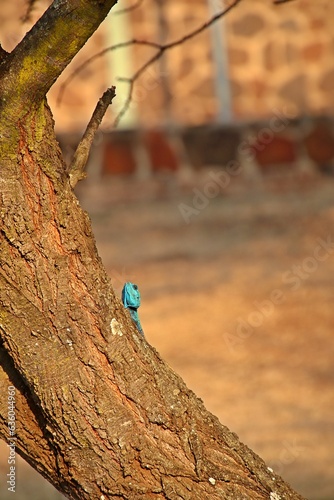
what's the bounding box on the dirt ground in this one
[1,170,334,499]
[85,172,334,500]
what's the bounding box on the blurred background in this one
[1,0,334,499]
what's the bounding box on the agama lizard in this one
[122,282,144,336]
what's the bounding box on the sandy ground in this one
[1,171,334,499]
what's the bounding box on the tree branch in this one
[0,0,117,119]
[0,347,61,490]
[67,86,116,188]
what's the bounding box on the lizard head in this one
[122,282,141,309]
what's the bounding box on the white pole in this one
[207,0,233,123]
[105,3,138,127]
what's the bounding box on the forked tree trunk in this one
[0,1,305,499]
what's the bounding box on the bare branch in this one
[67,86,116,188]
[57,0,242,125]
[114,0,242,126]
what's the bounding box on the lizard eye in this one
[133,284,138,290]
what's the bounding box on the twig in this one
[21,0,39,23]
[67,86,116,188]
[57,0,242,124]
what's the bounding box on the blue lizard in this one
[122,282,144,336]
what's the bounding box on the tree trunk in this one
[0,1,305,499]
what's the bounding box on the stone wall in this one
[128,0,334,125]
[225,0,334,119]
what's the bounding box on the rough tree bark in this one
[0,1,305,499]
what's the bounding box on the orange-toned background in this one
[0,1,334,499]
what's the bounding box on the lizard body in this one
[122,282,144,336]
